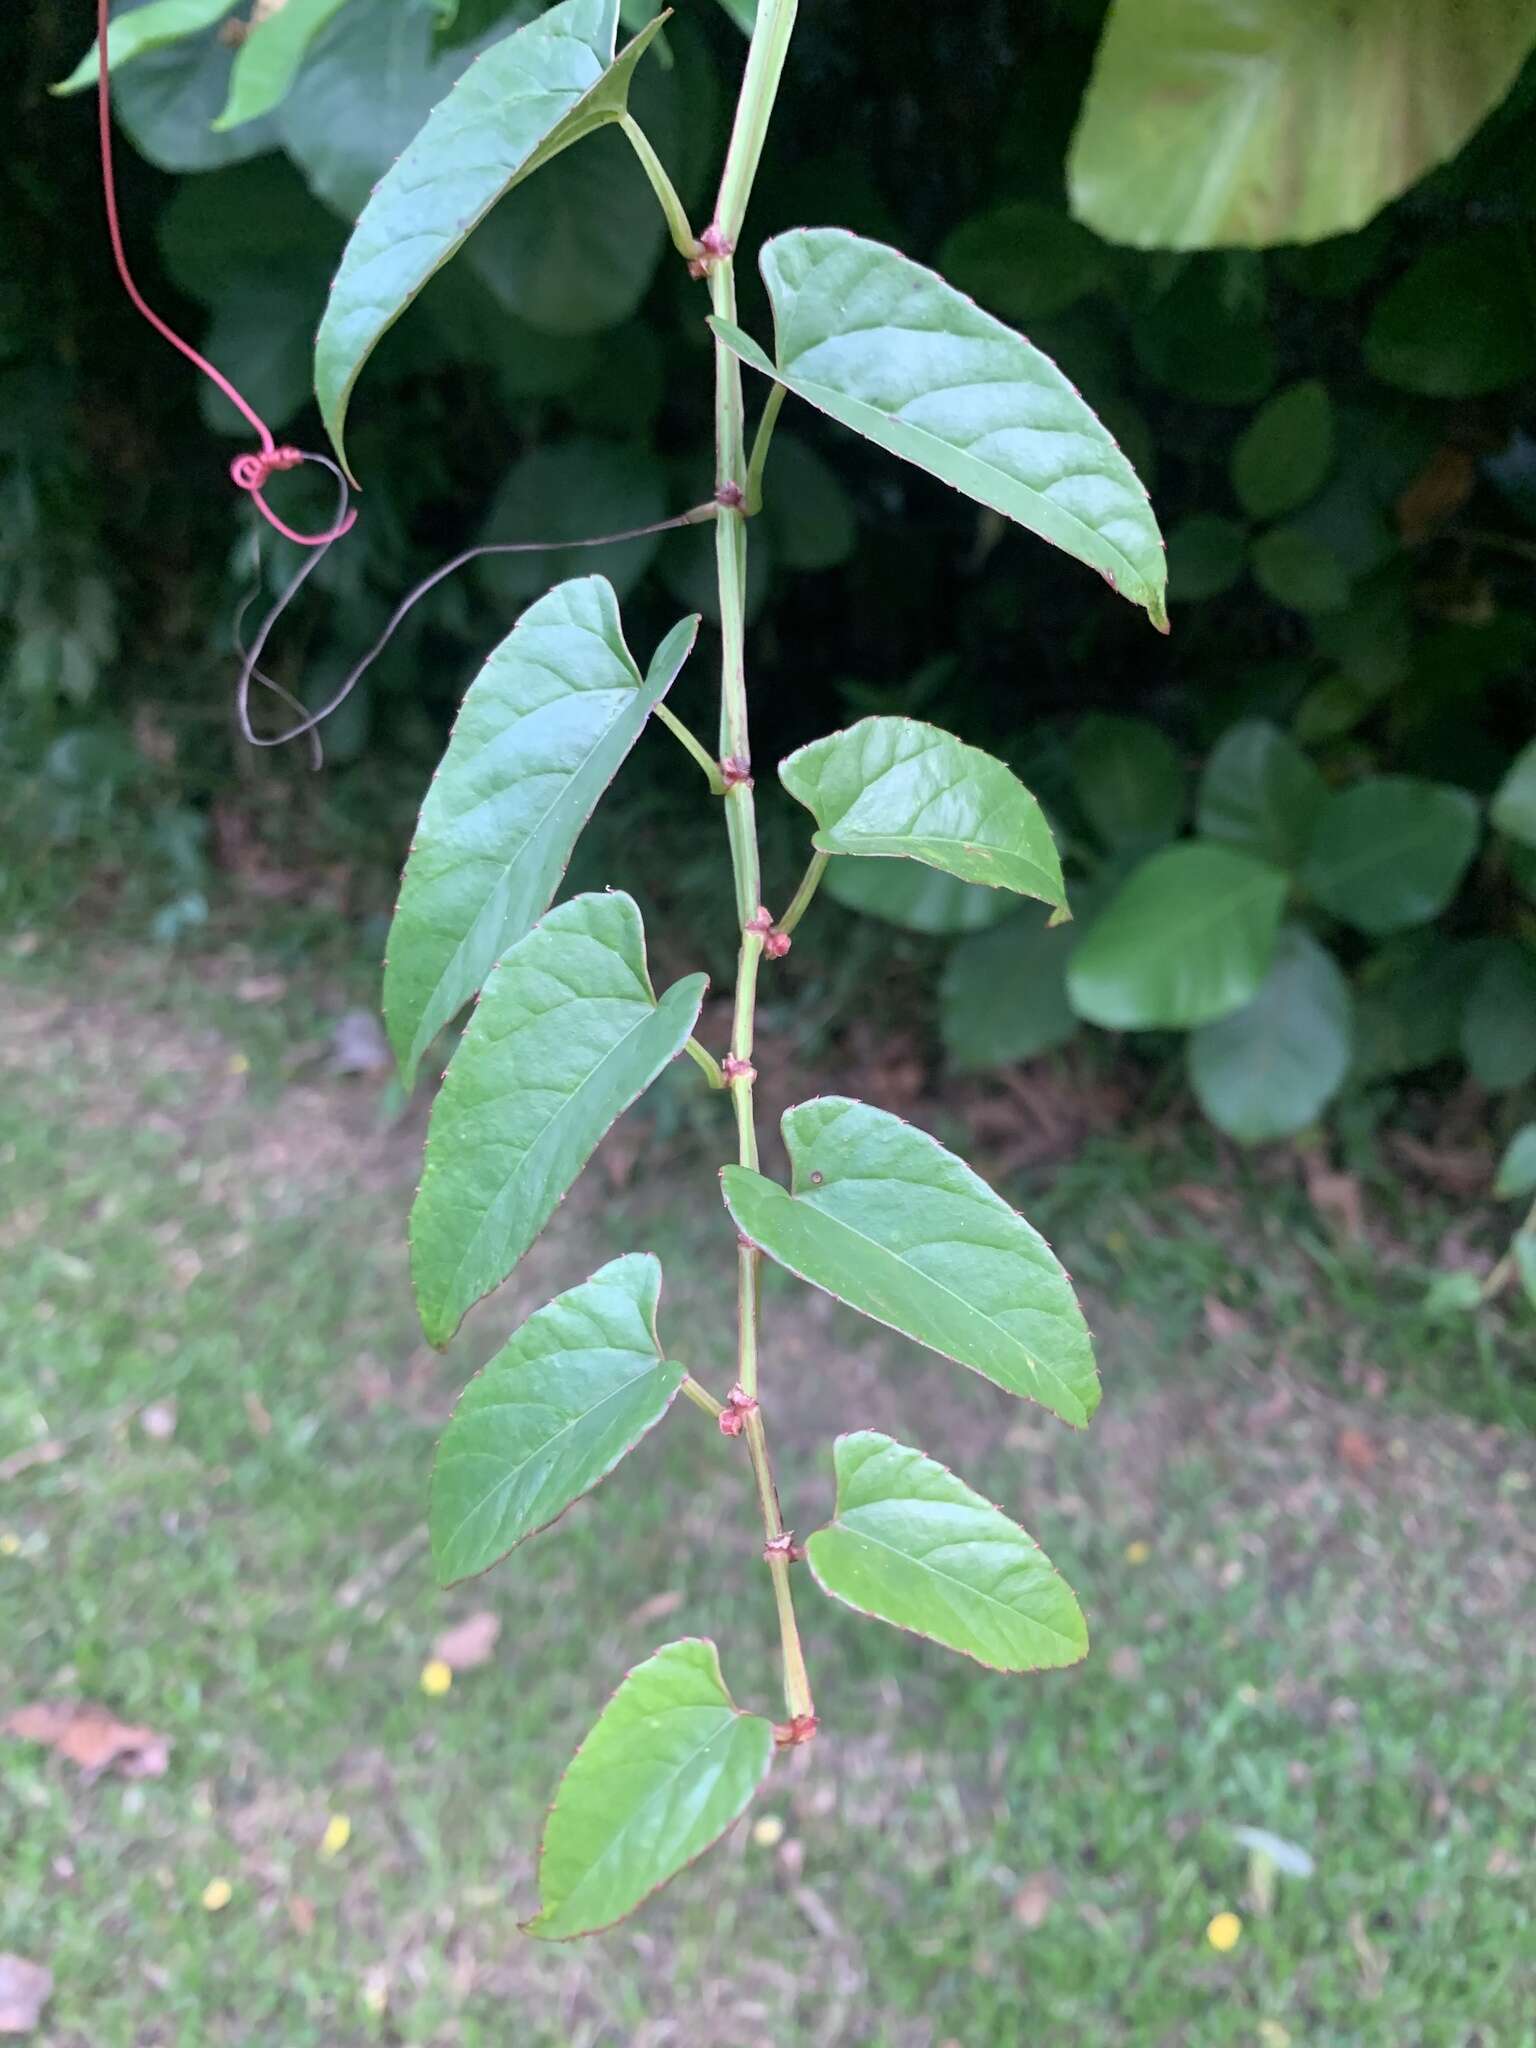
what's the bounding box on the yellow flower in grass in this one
[319,1813,352,1859]
[1124,1539,1150,1565]
[201,1877,233,1912]
[420,1657,453,1696]
[1206,1909,1243,1952]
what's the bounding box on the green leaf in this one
[1187,927,1353,1143]
[1132,267,1275,406]
[105,8,282,172]
[213,0,351,127]
[1197,719,1325,869]
[1495,1123,1536,1201]
[53,0,239,93]
[939,913,1083,1071]
[1232,382,1334,520]
[710,230,1168,630]
[1492,740,1536,850]
[314,0,664,478]
[431,1253,684,1585]
[1301,777,1481,937]
[384,579,696,1090]
[526,1639,773,1940]
[477,439,667,608]
[937,202,1108,325]
[1068,0,1536,249]
[410,892,706,1347]
[1461,943,1536,1092]
[1365,233,1536,397]
[1069,713,1183,852]
[1166,514,1246,602]
[1250,526,1350,615]
[780,718,1066,917]
[714,0,756,30]
[758,433,856,571]
[722,1097,1098,1427]
[157,155,344,305]
[1067,843,1287,1030]
[807,1433,1087,1672]
[825,860,1015,937]
[1352,935,1480,1081]
[1515,1233,1536,1312]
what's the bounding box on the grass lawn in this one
[2,932,1532,2046]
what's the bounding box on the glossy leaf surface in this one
[1067,843,1287,1030]
[780,718,1065,915]
[711,230,1168,628]
[213,0,352,128]
[722,1097,1098,1427]
[1188,927,1353,1143]
[527,1639,773,1940]
[1069,0,1536,249]
[1302,778,1480,937]
[411,892,705,1346]
[384,579,696,1088]
[1196,719,1326,869]
[54,0,239,93]
[807,1432,1087,1671]
[315,0,663,476]
[431,1254,683,1585]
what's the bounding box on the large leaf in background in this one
[92,2,282,171]
[431,1254,684,1585]
[723,1097,1099,1427]
[1365,234,1536,397]
[1302,777,1480,937]
[195,281,315,438]
[384,578,696,1089]
[937,202,1108,324]
[1461,942,1536,1092]
[1492,740,1536,849]
[711,230,1168,629]
[1232,382,1334,520]
[939,912,1083,1071]
[158,155,344,303]
[53,0,238,93]
[1196,719,1325,869]
[808,1433,1087,1671]
[1351,934,1482,1082]
[214,0,353,128]
[313,0,664,476]
[1069,0,1536,249]
[1132,265,1276,406]
[1250,526,1350,615]
[1069,713,1184,852]
[1496,1124,1536,1201]
[410,892,705,1346]
[759,434,857,571]
[478,439,668,608]
[780,718,1066,917]
[1187,927,1353,1143]
[526,1640,773,1940]
[1067,842,1287,1030]
[825,860,1016,937]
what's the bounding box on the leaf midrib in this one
[824,1516,1082,1656]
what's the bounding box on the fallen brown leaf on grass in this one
[1335,1427,1379,1477]
[1304,1161,1365,1240]
[1170,1181,1231,1219]
[0,1954,52,2036]
[4,1701,171,1781]
[0,1441,66,1484]
[626,1588,685,1628]
[1203,1296,1250,1345]
[1012,1871,1057,1930]
[432,1610,500,1672]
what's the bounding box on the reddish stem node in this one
[689,221,736,278]
[763,1531,804,1563]
[721,1054,757,1082]
[721,756,754,790]
[715,481,746,510]
[773,1712,820,1749]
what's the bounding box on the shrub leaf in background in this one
[1461,943,1536,1092]
[430,1254,684,1585]
[1069,0,1536,248]
[478,441,669,606]
[410,892,706,1346]
[214,0,353,128]
[1302,777,1481,937]
[1067,843,1288,1030]
[1187,927,1353,1143]
[1070,713,1184,852]
[383,578,696,1088]
[1492,739,1536,849]
[806,1433,1088,1671]
[824,862,1017,936]
[53,0,241,94]
[1365,233,1536,397]
[722,1097,1099,1427]
[1496,1125,1536,1201]
[939,913,1084,1071]
[937,201,1107,324]
[1250,525,1350,615]
[1196,719,1326,870]
[1166,513,1246,601]
[1231,381,1334,520]
[711,229,1169,628]
[314,0,664,477]
[526,1639,774,1940]
[779,718,1066,916]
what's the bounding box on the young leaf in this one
[807,1432,1087,1672]
[1067,843,1288,1030]
[710,230,1168,629]
[410,892,706,1347]
[1187,927,1353,1144]
[779,717,1066,917]
[53,0,240,94]
[1495,1124,1536,1202]
[1068,0,1536,250]
[431,1253,684,1585]
[383,578,697,1089]
[825,861,1014,936]
[526,1639,773,1939]
[315,0,665,478]
[1069,713,1184,852]
[722,1097,1098,1428]
[1196,719,1325,871]
[1301,777,1481,937]
[213,0,352,129]
[1492,739,1536,850]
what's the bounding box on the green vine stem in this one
[708,0,814,1736]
